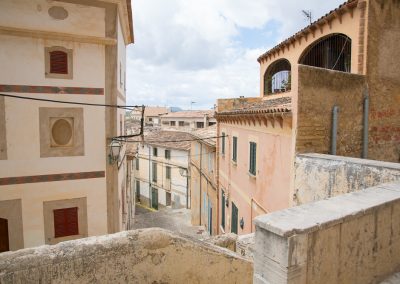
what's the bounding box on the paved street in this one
[133,204,208,240]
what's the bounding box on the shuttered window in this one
[53,207,79,238]
[232,136,238,162]
[221,132,225,155]
[249,142,257,175]
[49,51,68,74]
[135,158,139,170]
[221,190,225,229]
[166,166,171,179]
[152,162,157,182]
[153,147,158,157]
[165,149,171,159]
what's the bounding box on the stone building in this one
[128,106,169,126]
[133,131,192,210]
[216,0,400,235]
[0,0,133,251]
[160,110,216,131]
[190,125,218,235]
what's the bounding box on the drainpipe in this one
[331,106,339,155]
[362,88,369,159]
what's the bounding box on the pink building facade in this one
[216,0,400,235]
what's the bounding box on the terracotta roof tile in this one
[189,125,217,147]
[217,97,292,116]
[161,110,215,119]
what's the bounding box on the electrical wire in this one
[114,135,228,143]
[137,150,217,159]
[0,93,142,110]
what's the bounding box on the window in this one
[179,121,185,127]
[249,142,257,176]
[136,180,140,201]
[264,59,291,95]
[166,166,171,179]
[170,121,176,126]
[45,46,73,79]
[221,132,225,155]
[135,158,139,170]
[299,33,351,73]
[149,118,153,122]
[196,122,204,128]
[152,162,157,182]
[221,190,225,230]
[53,207,79,238]
[208,122,216,126]
[153,147,158,157]
[232,136,238,162]
[231,202,238,234]
[165,149,171,159]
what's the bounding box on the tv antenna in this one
[302,10,312,25]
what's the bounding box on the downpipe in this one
[331,106,339,155]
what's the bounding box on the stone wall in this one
[254,182,400,284]
[0,228,253,283]
[366,0,400,162]
[296,65,367,157]
[294,153,400,205]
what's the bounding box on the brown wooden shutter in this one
[53,207,79,238]
[0,218,9,253]
[50,51,68,74]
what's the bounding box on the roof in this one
[190,125,217,147]
[216,97,292,116]
[144,107,169,117]
[161,110,215,119]
[143,131,193,151]
[257,0,359,63]
[126,0,134,43]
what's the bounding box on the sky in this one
[126,0,345,110]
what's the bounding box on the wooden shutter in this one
[53,207,79,238]
[0,218,9,253]
[233,137,237,162]
[249,142,257,175]
[50,51,68,74]
[221,133,225,154]
[221,191,225,229]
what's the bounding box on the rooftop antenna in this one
[190,101,196,110]
[302,10,312,25]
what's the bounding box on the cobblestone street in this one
[132,204,208,240]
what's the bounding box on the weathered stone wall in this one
[0,228,253,283]
[254,182,400,284]
[294,153,400,205]
[366,0,400,162]
[296,65,367,156]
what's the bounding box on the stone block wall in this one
[254,182,400,284]
[0,228,253,283]
[294,153,400,205]
[366,0,400,163]
[296,65,367,157]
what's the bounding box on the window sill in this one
[248,172,257,179]
[231,161,237,166]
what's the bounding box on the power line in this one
[137,150,217,159]
[115,135,228,143]
[0,93,142,110]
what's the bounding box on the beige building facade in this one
[216,0,400,235]
[160,110,216,131]
[0,0,133,251]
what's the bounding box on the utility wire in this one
[114,135,228,143]
[137,150,217,159]
[0,93,142,110]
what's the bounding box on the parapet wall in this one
[254,182,400,284]
[294,153,400,205]
[0,228,253,283]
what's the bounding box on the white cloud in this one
[126,0,345,109]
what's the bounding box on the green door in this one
[231,202,238,234]
[151,187,158,210]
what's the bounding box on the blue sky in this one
[126,0,345,110]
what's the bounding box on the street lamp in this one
[109,140,122,164]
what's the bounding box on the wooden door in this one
[231,202,238,234]
[0,218,9,253]
[151,187,158,210]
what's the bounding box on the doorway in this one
[151,187,158,210]
[0,218,9,253]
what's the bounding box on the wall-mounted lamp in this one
[109,140,122,164]
[240,217,244,230]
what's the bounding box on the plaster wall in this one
[0,179,107,248]
[295,154,400,205]
[0,0,105,37]
[254,182,400,284]
[218,121,292,235]
[0,228,253,283]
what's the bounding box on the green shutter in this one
[233,136,237,162]
[222,132,225,154]
[249,142,257,175]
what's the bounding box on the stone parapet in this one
[254,182,400,284]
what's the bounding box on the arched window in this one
[299,33,351,72]
[264,59,291,96]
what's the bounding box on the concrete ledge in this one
[255,182,400,237]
